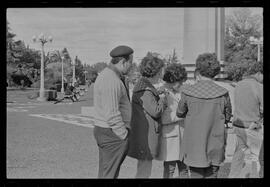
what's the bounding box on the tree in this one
[73,56,84,83]
[10,64,33,87]
[7,20,17,64]
[16,43,41,69]
[126,62,140,85]
[45,61,72,87]
[224,8,263,81]
[88,69,98,83]
[7,64,17,87]
[91,62,107,73]
[163,48,180,66]
[61,48,72,65]
[47,50,62,64]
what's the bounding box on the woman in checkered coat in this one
[176,53,232,178]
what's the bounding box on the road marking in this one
[13,106,37,109]
[7,102,73,106]
[7,108,28,112]
[29,114,94,128]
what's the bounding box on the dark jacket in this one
[128,77,164,160]
[176,80,232,167]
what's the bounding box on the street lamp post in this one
[72,56,77,87]
[249,36,263,62]
[32,33,53,101]
[61,56,65,94]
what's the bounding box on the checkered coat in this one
[176,80,232,167]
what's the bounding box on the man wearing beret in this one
[93,45,134,178]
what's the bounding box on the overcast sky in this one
[7,8,263,65]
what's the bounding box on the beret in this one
[110,45,134,58]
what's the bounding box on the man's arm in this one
[140,90,166,119]
[103,80,128,140]
[224,92,232,124]
[258,83,263,117]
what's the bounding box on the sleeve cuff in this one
[112,126,128,140]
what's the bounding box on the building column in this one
[182,8,225,79]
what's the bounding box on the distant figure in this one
[176,53,232,178]
[93,45,134,178]
[65,83,78,102]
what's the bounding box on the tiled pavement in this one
[7,101,237,164]
[28,112,237,164]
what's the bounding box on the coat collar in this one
[133,77,159,96]
[108,63,124,80]
[182,80,228,99]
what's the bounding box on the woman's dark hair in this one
[139,53,164,78]
[163,63,187,83]
[111,55,130,64]
[195,53,220,78]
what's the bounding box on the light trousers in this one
[228,126,263,178]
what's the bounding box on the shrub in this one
[223,59,261,82]
[31,79,57,90]
[11,73,32,87]
[224,62,249,82]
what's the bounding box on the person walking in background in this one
[66,82,78,102]
[93,45,134,178]
[176,53,232,178]
[156,63,189,178]
[128,53,166,178]
[228,61,263,178]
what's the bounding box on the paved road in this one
[7,85,233,178]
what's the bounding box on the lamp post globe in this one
[48,36,53,43]
[32,36,37,43]
[38,33,44,40]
